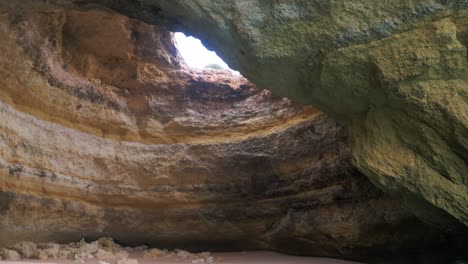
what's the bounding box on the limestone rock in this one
[143,248,166,259]
[0,238,135,261]
[0,248,21,261]
[10,241,37,259]
[112,0,468,229]
[95,249,117,260]
[97,238,121,253]
[0,3,465,263]
[34,243,60,260]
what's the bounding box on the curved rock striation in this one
[69,0,468,230]
[0,4,466,263]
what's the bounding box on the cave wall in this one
[64,0,468,229]
[0,5,460,261]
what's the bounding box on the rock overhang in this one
[0,2,467,263]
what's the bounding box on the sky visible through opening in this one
[174,32,239,74]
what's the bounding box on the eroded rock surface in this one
[0,237,222,263]
[0,238,131,261]
[65,0,468,229]
[0,3,466,263]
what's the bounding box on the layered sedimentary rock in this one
[0,6,462,262]
[65,0,468,229]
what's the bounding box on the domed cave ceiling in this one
[0,1,467,263]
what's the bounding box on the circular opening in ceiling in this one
[173,32,240,75]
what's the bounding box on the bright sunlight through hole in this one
[174,32,239,74]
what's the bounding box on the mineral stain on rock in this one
[0,1,467,264]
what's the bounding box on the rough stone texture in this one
[1,238,130,261]
[57,0,468,229]
[0,238,218,263]
[0,248,21,261]
[0,3,466,263]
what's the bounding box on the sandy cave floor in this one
[0,251,362,264]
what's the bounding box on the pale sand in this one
[0,251,362,264]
